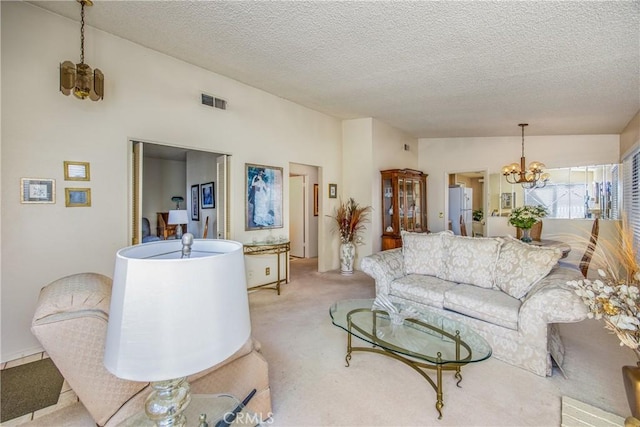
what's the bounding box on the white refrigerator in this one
[449,186,473,235]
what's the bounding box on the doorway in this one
[447,170,486,236]
[289,163,320,260]
[130,140,228,244]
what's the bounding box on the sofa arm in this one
[520,265,589,326]
[360,249,405,295]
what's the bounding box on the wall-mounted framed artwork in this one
[245,163,283,230]
[313,183,319,216]
[65,188,91,207]
[328,183,337,199]
[191,184,199,220]
[20,178,55,204]
[201,182,215,209]
[63,161,90,181]
[501,192,515,210]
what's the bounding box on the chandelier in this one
[501,123,549,189]
[59,0,104,101]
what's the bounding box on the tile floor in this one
[0,352,78,426]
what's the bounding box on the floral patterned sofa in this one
[361,231,588,377]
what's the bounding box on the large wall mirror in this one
[489,163,621,220]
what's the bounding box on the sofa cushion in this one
[438,235,501,288]
[494,236,562,300]
[389,274,458,309]
[443,284,521,330]
[401,230,452,276]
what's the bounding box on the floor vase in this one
[340,242,356,275]
[623,363,640,426]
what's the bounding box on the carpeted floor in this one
[0,358,64,422]
[248,257,635,426]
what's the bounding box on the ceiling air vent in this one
[201,93,227,110]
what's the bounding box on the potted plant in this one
[330,198,371,274]
[508,205,548,242]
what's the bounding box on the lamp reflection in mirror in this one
[103,235,251,427]
[501,124,550,189]
[168,209,189,239]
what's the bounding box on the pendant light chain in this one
[80,2,85,64]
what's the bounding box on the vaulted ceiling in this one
[30,1,639,138]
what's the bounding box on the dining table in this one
[530,239,571,259]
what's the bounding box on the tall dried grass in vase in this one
[331,198,372,244]
[568,217,640,359]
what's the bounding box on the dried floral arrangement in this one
[330,198,371,244]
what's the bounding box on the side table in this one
[243,240,290,295]
[119,394,258,426]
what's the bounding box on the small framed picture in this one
[65,188,91,207]
[201,182,215,209]
[313,184,319,216]
[328,183,337,199]
[191,184,200,220]
[21,178,55,204]
[63,161,90,181]
[501,192,515,210]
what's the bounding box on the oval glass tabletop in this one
[330,298,492,365]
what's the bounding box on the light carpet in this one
[248,258,634,427]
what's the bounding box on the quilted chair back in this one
[31,273,149,426]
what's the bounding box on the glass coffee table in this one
[330,298,492,419]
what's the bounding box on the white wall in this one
[419,134,620,233]
[143,157,187,234]
[1,2,343,361]
[372,119,420,252]
[341,118,419,261]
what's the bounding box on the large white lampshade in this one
[104,236,251,426]
[104,237,251,381]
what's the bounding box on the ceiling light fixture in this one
[60,0,104,101]
[501,123,550,189]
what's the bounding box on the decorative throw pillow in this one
[438,234,501,288]
[494,235,562,299]
[402,230,452,276]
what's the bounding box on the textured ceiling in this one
[30,1,640,138]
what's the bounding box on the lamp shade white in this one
[104,238,251,382]
[167,209,189,225]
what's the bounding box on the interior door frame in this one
[129,139,230,245]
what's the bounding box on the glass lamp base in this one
[175,225,184,239]
[145,377,191,427]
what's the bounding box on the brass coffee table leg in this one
[435,353,443,419]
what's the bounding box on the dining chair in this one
[579,217,600,277]
[203,216,209,239]
[459,215,468,237]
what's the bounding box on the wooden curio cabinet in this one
[381,169,428,250]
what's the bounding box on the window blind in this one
[623,148,640,258]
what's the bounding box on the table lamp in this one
[104,234,251,427]
[168,209,189,239]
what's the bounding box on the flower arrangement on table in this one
[330,198,371,244]
[508,204,548,229]
[569,220,640,358]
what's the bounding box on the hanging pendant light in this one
[501,123,550,189]
[60,0,104,101]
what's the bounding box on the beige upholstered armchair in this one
[30,273,271,426]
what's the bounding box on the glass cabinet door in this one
[382,177,393,233]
